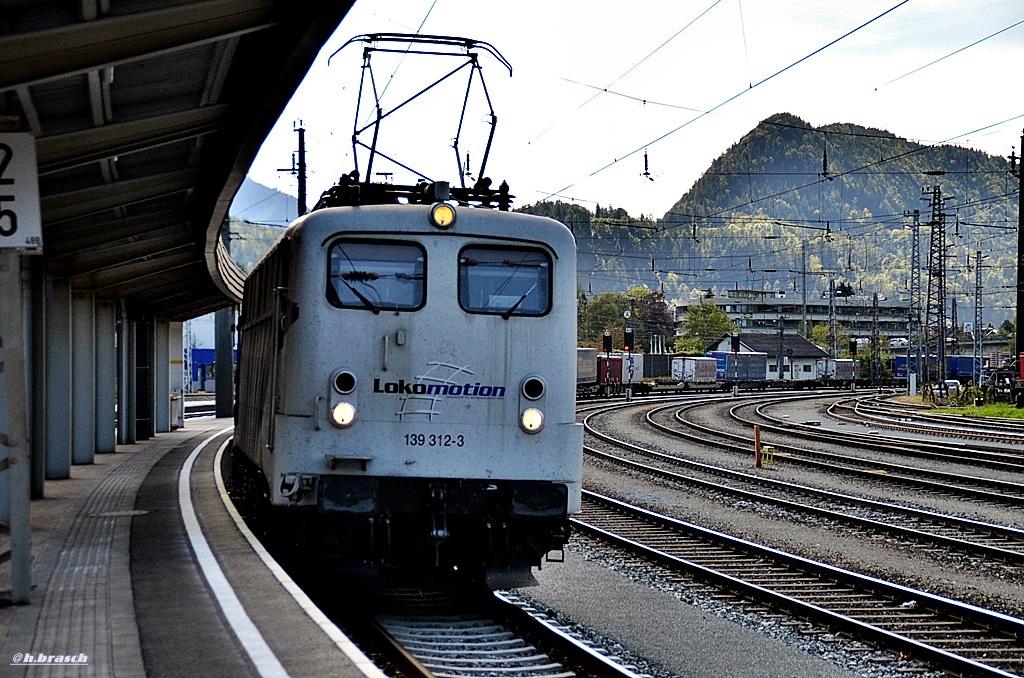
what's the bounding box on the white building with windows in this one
[676,289,911,339]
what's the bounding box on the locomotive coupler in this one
[279,474,316,503]
[280,474,300,498]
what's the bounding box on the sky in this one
[243,0,1024,221]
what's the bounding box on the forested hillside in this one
[226,178,293,272]
[226,218,286,272]
[521,113,1019,323]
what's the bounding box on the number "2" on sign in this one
[0,142,17,237]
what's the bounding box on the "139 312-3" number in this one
[404,433,465,448]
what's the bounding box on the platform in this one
[0,418,383,677]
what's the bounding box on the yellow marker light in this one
[520,408,544,433]
[330,402,357,428]
[429,203,457,229]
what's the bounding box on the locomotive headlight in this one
[429,202,456,229]
[330,402,357,428]
[520,407,544,433]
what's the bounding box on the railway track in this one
[344,587,643,677]
[183,397,216,418]
[658,396,1024,506]
[581,404,1024,566]
[746,397,1024,473]
[575,490,1024,677]
[824,395,1024,445]
[743,396,1024,471]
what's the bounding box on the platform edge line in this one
[213,436,388,678]
[179,427,289,678]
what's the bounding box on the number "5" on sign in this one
[0,142,16,237]
[0,133,42,250]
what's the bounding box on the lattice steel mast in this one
[923,186,947,382]
[827,276,837,357]
[906,209,922,383]
[974,249,984,387]
[870,292,880,382]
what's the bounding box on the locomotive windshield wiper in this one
[335,276,381,314]
[500,283,537,320]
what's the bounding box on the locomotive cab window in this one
[458,246,551,317]
[327,240,425,311]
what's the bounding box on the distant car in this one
[889,337,908,348]
[936,379,961,397]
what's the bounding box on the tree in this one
[578,291,629,347]
[809,324,829,349]
[676,301,737,351]
[995,319,1016,356]
[226,218,285,272]
[673,336,705,355]
[577,286,589,338]
[809,323,850,355]
[626,287,675,352]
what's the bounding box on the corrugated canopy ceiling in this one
[0,0,353,320]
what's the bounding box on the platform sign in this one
[0,133,42,252]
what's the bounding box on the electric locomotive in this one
[232,178,583,587]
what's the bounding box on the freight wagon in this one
[576,350,649,396]
[707,351,769,388]
[670,356,718,389]
[892,354,983,383]
[816,358,859,382]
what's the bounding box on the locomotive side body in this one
[234,204,582,586]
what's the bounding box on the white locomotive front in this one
[233,182,582,587]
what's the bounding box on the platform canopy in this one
[0,0,353,320]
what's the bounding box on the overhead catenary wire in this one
[541,0,911,203]
[383,2,440,88]
[573,150,1019,290]
[353,0,441,128]
[528,0,723,143]
[588,111,1024,269]
[322,9,1017,309]
[558,78,703,113]
[737,0,753,89]
[567,181,1018,234]
[878,17,1024,88]
[539,113,1019,209]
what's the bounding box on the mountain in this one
[522,113,1019,323]
[665,112,1009,230]
[230,177,299,226]
[226,178,294,272]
